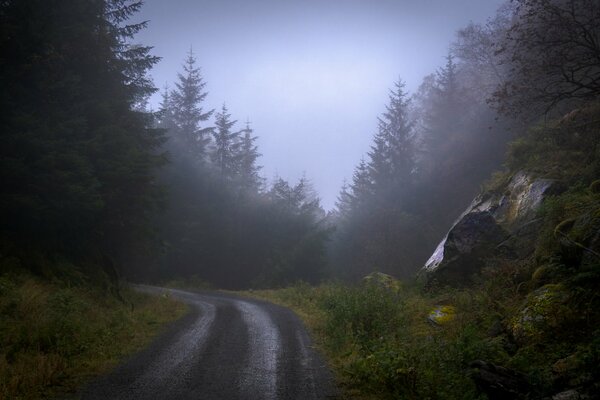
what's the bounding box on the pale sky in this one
[136,0,505,209]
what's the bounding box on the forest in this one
[1,0,599,399]
[0,0,514,288]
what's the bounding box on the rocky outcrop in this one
[421,171,556,284]
[423,211,512,283]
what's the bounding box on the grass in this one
[248,283,504,399]
[247,259,598,399]
[0,274,187,400]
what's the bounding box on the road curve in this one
[81,286,338,400]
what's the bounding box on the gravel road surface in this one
[81,286,337,400]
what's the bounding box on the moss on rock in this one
[510,284,571,343]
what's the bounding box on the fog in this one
[137,0,504,209]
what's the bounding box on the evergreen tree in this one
[0,0,165,276]
[421,54,463,163]
[237,120,262,192]
[171,48,214,161]
[211,104,240,179]
[157,84,175,131]
[349,159,373,210]
[368,80,415,194]
[334,181,353,218]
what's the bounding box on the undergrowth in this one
[251,257,598,399]
[251,279,514,400]
[250,104,600,399]
[0,274,187,400]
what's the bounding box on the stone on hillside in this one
[422,211,511,284]
[492,171,554,227]
[510,284,571,344]
[362,272,401,293]
[421,171,556,284]
[428,305,456,325]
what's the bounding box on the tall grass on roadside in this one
[250,279,519,400]
[0,274,186,400]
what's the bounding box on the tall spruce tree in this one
[157,84,175,131]
[171,49,213,161]
[331,80,426,280]
[211,104,240,179]
[236,120,262,192]
[421,54,463,166]
[368,80,415,196]
[349,158,373,210]
[334,181,353,218]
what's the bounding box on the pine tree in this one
[0,0,165,274]
[171,48,214,161]
[368,79,415,192]
[422,54,463,159]
[236,120,262,192]
[435,54,460,108]
[211,104,240,179]
[157,84,175,131]
[350,158,373,210]
[335,180,353,218]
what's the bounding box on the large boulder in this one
[421,171,555,284]
[422,211,511,284]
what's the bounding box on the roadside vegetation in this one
[2,0,600,398]
[252,265,598,399]
[0,274,186,400]
[251,104,600,399]
[251,282,505,399]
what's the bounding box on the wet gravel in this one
[80,286,338,400]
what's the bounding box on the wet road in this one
[81,286,337,400]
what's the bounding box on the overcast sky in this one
[137,0,505,210]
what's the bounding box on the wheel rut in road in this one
[81,286,337,400]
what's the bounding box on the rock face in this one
[421,171,555,284]
[423,212,511,283]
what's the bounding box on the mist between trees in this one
[1,0,598,289]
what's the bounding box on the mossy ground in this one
[0,274,187,400]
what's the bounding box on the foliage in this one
[0,274,186,400]
[170,48,214,160]
[252,281,513,400]
[255,244,598,399]
[0,0,165,279]
[153,50,331,289]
